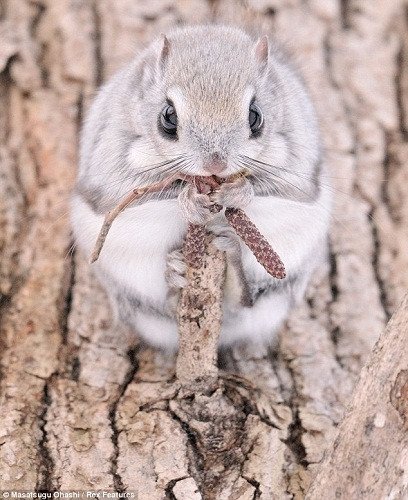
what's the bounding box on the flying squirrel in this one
[71,25,331,351]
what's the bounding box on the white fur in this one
[71,181,330,349]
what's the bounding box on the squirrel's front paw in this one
[165,249,187,314]
[212,177,254,209]
[208,220,242,261]
[178,184,215,225]
[165,249,187,290]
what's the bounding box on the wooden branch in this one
[176,226,226,387]
[306,293,408,499]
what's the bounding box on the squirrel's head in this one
[131,25,286,178]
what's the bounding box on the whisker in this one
[79,155,194,208]
[242,154,354,202]
[64,240,77,262]
[77,155,186,182]
[239,156,393,238]
[240,154,383,222]
[238,157,350,233]
[121,158,195,206]
[242,157,317,201]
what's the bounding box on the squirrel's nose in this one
[203,154,227,175]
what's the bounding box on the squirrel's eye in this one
[249,103,263,136]
[160,104,178,137]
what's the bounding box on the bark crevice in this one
[109,346,140,492]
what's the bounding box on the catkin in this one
[91,172,286,280]
[183,224,207,269]
[225,207,286,279]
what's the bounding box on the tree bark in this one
[306,293,408,499]
[0,0,407,498]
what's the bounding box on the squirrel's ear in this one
[159,34,171,68]
[254,35,269,73]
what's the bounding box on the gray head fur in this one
[77,25,322,212]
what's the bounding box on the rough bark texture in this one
[0,0,407,498]
[306,293,408,499]
[176,231,225,387]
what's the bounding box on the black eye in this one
[249,102,263,136]
[159,103,178,137]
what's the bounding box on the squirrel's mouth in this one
[162,170,252,198]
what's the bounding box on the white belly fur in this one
[71,185,330,349]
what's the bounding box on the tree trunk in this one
[0,0,407,498]
[306,293,408,499]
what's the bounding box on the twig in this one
[90,174,180,263]
[90,173,286,279]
